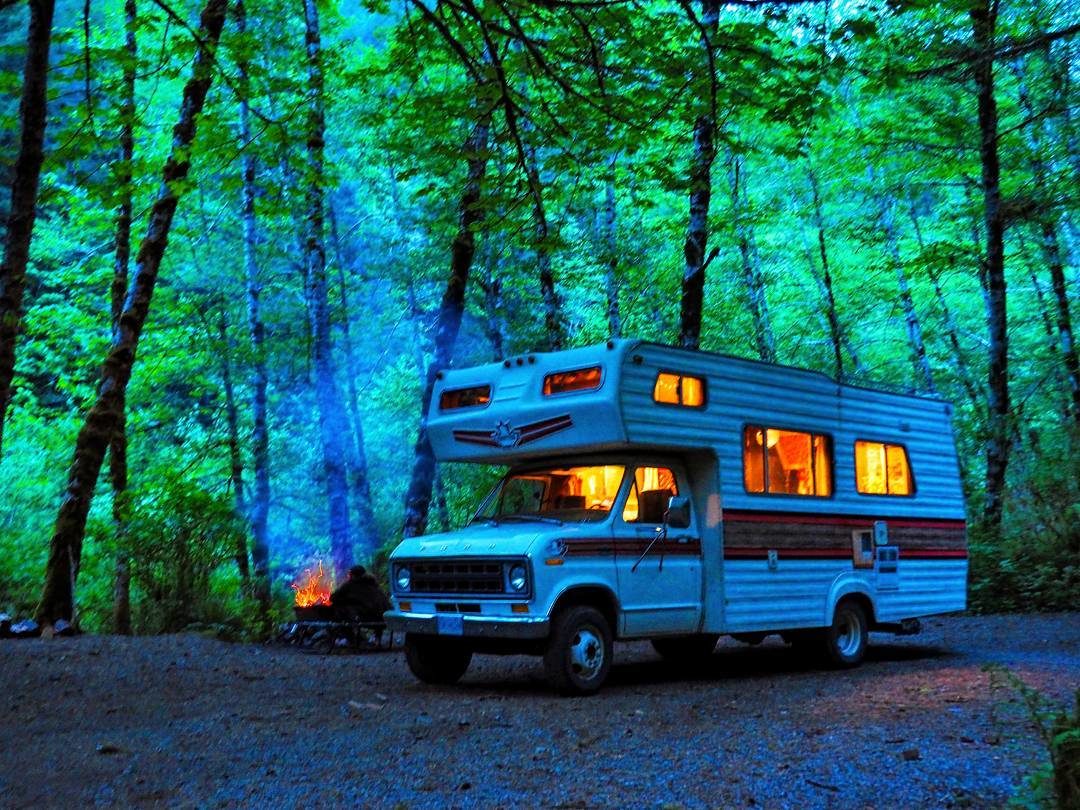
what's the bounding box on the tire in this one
[651,634,719,663]
[822,600,868,668]
[543,606,613,696]
[404,634,472,685]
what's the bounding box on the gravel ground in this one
[0,613,1077,809]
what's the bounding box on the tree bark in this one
[236,0,270,611]
[402,108,492,539]
[0,0,55,461]
[727,151,776,363]
[806,165,847,380]
[971,2,1010,533]
[302,0,353,581]
[111,0,136,636]
[36,0,228,626]
[328,202,379,562]
[678,0,720,351]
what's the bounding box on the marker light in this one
[543,366,601,395]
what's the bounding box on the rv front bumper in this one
[384,610,550,640]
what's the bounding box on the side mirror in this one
[665,495,691,529]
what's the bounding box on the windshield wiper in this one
[488,513,564,526]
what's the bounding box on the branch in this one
[915,22,1080,79]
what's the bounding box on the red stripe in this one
[723,510,966,530]
[723,547,968,560]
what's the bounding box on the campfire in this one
[291,560,334,608]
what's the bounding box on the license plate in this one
[436,615,464,636]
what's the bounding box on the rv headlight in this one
[395,565,411,592]
[508,563,528,593]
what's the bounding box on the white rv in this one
[385,339,967,695]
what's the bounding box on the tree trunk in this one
[603,151,621,339]
[328,202,379,562]
[678,0,720,351]
[0,0,55,461]
[236,0,270,610]
[908,203,983,411]
[302,0,352,581]
[727,151,776,363]
[402,108,492,539]
[878,194,936,393]
[523,135,564,351]
[806,165,847,380]
[111,0,136,636]
[971,2,1010,533]
[1012,58,1080,422]
[218,304,249,579]
[36,0,228,626]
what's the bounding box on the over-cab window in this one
[622,466,679,523]
[855,440,913,495]
[653,372,706,407]
[543,366,602,395]
[439,385,491,410]
[743,426,832,496]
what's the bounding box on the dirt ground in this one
[0,613,1077,809]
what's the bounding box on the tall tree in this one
[36,0,229,626]
[0,0,55,460]
[302,0,353,580]
[806,164,847,380]
[971,0,1010,533]
[678,0,719,350]
[402,106,493,538]
[236,0,271,611]
[328,203,379,562]
[111,0,137,635]
[727,150,776,363]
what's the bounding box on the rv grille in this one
[412,561,505,595]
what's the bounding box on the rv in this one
[384,339,967,695]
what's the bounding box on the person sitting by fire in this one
[330,565,391,625]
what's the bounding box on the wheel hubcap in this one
[569,625,604,680]
[836,612,862,657]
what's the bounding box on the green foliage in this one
[989,668,1080,809]
[119,480,249,635]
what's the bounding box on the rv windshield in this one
[475,464,626,525]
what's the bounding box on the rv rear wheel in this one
[543,606,612,696]
[651,634,719,663]
[823,600,868,668]
[404,634,473,685]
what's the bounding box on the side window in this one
[622,466,679,523]
[653,372,706,407]
[743,426,832,497]
[855,440,913,495]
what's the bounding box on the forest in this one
[0,0,1077,635]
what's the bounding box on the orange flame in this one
[291,560,334,607]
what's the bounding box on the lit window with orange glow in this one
[653,372,706,407]
[743,425,832,496]
[439,385,491,410]
[543,366,602,396]
[855,440,913,495]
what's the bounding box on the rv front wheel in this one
[543,606,612,696]
[824,600,868,668]
[404,635,473,685]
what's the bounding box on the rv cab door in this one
[613,463,703,637]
